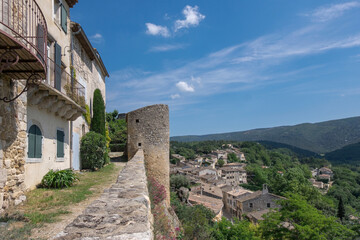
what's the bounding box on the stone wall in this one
[0,79,28,212]
[54,149,153,240]
[72,33,106,103]
[127,104,170,205]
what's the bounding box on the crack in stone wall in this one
[54,149,154,240]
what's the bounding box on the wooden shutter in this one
[35,126,42,158]
[36,24,45,63]
[61,5,67,33]
[57,130,64,158]
[28,125,36,158]
[54,43,62,91]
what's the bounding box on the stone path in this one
[53,150,153,240]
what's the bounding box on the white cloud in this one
[174,5,205,31]
[145,23,170,37]
[149,44,185,52]
[307,1,360,22]
[89,33,104,44]
[176,81,195,92]
[171,94,181,99]
[108,2,360,112]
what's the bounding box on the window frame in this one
[27,124,43,163]
[56,128,65,161]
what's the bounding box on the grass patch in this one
[1,163,122,240]
[0,222,36,240]
[25,163,120,210]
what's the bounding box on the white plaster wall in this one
[25,105,70,189]
[37,0,72,71]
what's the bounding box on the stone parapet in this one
[54,149,153,240]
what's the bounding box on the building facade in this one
[0,0,107,212]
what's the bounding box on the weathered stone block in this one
[0,169,7,184]
[0,193,3,210]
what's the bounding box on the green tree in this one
[170,174,190,190]
[227,152,240,163]
[260,194,356,240]
[217,159,225,167]
[212,218,259,240]
[337,197,345,221]
[90,89,105,136]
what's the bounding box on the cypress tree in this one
[90,89,105,136]
[337,197,345,221]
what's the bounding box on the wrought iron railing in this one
[46,57,86,108]
[0,0,47,69]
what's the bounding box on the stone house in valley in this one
[222,186,253,217]
[0,0,107,211]
[235,185,285,221]
[220,166,247,185]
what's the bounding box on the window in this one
[28,125,42,159]
[57,130,65,158]
[53,0,61,23]
[267,203,271,208]
[249,203,253,208]
[53,0,67,33]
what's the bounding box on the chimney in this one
[262,184,269,194]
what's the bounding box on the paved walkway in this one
[53,150,153,240]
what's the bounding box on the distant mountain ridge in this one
[171,116,360,154]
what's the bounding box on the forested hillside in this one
[171,116,360,154]
[325,142,360,165]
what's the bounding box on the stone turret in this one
[127,104,170,205]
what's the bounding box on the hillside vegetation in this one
[171,116,360,154]
[325,142,360,165]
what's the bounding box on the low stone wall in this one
[54,149,153,240]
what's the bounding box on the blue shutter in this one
[35,126,42,158]
[54,43,62,91]
[28,126,36,158]
[36,24,45,63]
[61,5,67,33]
[57,130,64,158]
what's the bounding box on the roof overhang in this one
[71,22,109,78]
[65,0,78,8]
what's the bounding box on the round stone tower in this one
[127,104,170,204]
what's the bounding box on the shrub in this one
[90,89,105,136]
[148,177,167,205]
[41,169,78,189]
[80,131,106,170]
[170,175,190,190]
[109,143,126,152]
[83,104,91,126]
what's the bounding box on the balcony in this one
[0,0,47,80]
[27,57,86,121]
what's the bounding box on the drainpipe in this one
[69,24,82,169]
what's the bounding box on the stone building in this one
[220,166,247,185]
[127,104,170,205]
[222,186,253,217]
[0,0,107,211]
[235,185,285,220]
[70,22,108,170]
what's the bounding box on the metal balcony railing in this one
[46,57,86,108]
[0,0,47,77]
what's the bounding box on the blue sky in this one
[72,0,360,136]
